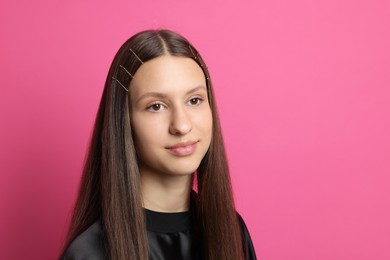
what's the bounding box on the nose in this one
[169,107,192,135]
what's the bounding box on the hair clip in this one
[112,77,129,92]
[188,44,197,60]
[119,65,134,78]
[189,43,209,80]
[129,48,144,64]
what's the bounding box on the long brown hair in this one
[61,29,244,260]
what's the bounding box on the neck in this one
[140,167,193,212]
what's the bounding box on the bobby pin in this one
[119,65,134,78]
[189,44,208,79]
[129,48,144,64]
[189,43,206,69]
[188,44,197,60]
[112,77,129,92]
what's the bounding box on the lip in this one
[166,141,198,156]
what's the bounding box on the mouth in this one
[166,141,199,156]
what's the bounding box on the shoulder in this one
[62,220,107,260]
[237,213,257,260]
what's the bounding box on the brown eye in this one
[188,97,202,105]
[147,103,165,112]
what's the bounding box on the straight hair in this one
[61,29,244,260]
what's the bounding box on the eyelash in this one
[146,103,166,112]
[187,97,203,106]
[146,97,204,112]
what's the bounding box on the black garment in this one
[63,209,256,260]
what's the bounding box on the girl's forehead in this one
[129,55,207,97]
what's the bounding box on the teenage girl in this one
[61,29,256,260]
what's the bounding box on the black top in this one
[63,209,257,260]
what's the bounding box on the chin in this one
[164,163,200,176]
[160,154,204,175]
[165,168,197,176]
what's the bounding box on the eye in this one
[147,103,165,112]
[188,97,203,106]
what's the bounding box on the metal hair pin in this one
[188,44,197,60]
[112,49,144,92]
[129,48,144,64]
[112,77,129,92]
[189,44,209,80]
[119,65,134,78]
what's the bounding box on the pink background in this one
[1,0,389,259]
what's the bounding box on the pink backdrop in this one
[1,0,389,259]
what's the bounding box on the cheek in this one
[196,108,213,137]
[130,116,151,147]
[131,115,167,147]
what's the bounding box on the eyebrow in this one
[135,86,207,103]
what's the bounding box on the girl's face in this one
[129,55,212,177]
